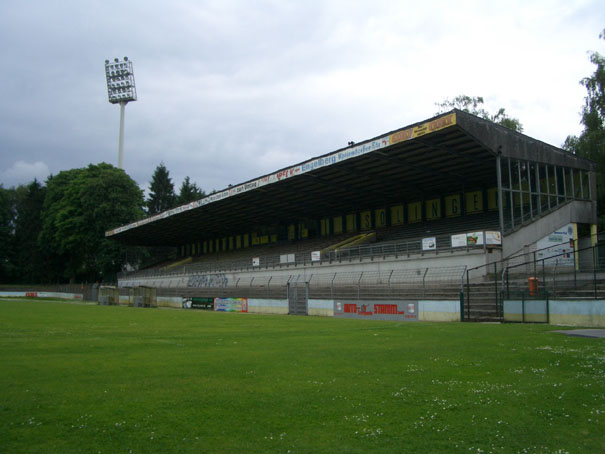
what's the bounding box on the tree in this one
[0,185,15,283]
[12,179,46,283]
[435,95,523,132]
[147,163,177,214]
[39,163,144,282]
[178,176,205,205]
[563,30,605,224]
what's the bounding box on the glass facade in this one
[499,157,591,232]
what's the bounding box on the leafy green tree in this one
[147,163,177,214]
[563,30,605,225]
[39,163,144,282]
[12,179,46,283]
[0,185,15,282]
[436,95,523,132]
[178,176,205,205]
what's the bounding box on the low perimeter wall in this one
[7,291,460,321]
[0,291,84,300]
[179,298,461,321]
[504,299,605,327]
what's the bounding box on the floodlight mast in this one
[104,57,137,169]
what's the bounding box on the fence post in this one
[541,259,546,297]
[267,276,272,298]
[573,238,577,289]
[494,262,498,314]
[522,290,525,323]
[466,270,470,321]
[506,267,510,299]
[554,259,560,298]
[594,244,598,299]
[422,268,429,299]
[460,290,465,322]
[331,273,336,300]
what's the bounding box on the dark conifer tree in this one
[178,176,205,205]
[147,163,177,214]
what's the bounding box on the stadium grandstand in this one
[107,109,599,322]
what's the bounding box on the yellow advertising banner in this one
[375,208,387,228]
[487,187,499,211]
[390,113,456,146]
[346,214,357,232]
[360,210,372,230]
[465,191,483,214]
[445,194,461,217]
[333,216,343,234]
[425,198,441,220]
[408,201,422,223]
[390,205,404,225]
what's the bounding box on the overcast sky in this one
[0,0,604,195]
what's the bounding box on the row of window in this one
[500,158,591,230]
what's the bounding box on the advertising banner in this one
[536,224,574,266]
[214,297,248,312]
[311,251,321,261]
[451,234,467,248]
[422,237,436,251]
[485,231,502,245]
[280,254,295,264]
[466,232,484,246]
[182,297,214,310]
[334,301,418,321]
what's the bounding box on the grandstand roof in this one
[107,109,594,246]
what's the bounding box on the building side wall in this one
[502,201,595,258]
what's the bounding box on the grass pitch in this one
[0,299,604,453]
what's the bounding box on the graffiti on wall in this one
[187,274,229,288]
[334,301,418,321]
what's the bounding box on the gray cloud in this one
[1,0,604,193]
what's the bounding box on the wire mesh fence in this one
[502,243,605,300]
[465,241,605,302]
[128,265,467,302]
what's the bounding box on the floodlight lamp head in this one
[105,57,137,104]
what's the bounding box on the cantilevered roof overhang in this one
[106,110,594,246]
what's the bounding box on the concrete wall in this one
[503,201,595,258]
[418,300,461,322]
[504,299,605,327]
[248,298,288,315]
[119,248,493,290]
[158,296,183,308]
[502,300,548,323]
[0,291,84,300]
[309,299,333,317]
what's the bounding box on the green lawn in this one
[0,299,603,453]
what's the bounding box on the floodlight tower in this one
[105,57,137,169]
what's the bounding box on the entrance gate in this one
[288,282,308,315]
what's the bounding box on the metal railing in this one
[502,242,605,300]
[328,230,496,262]
[120,230,499,281]
[465,240,605,301]
[145,265,468,301]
